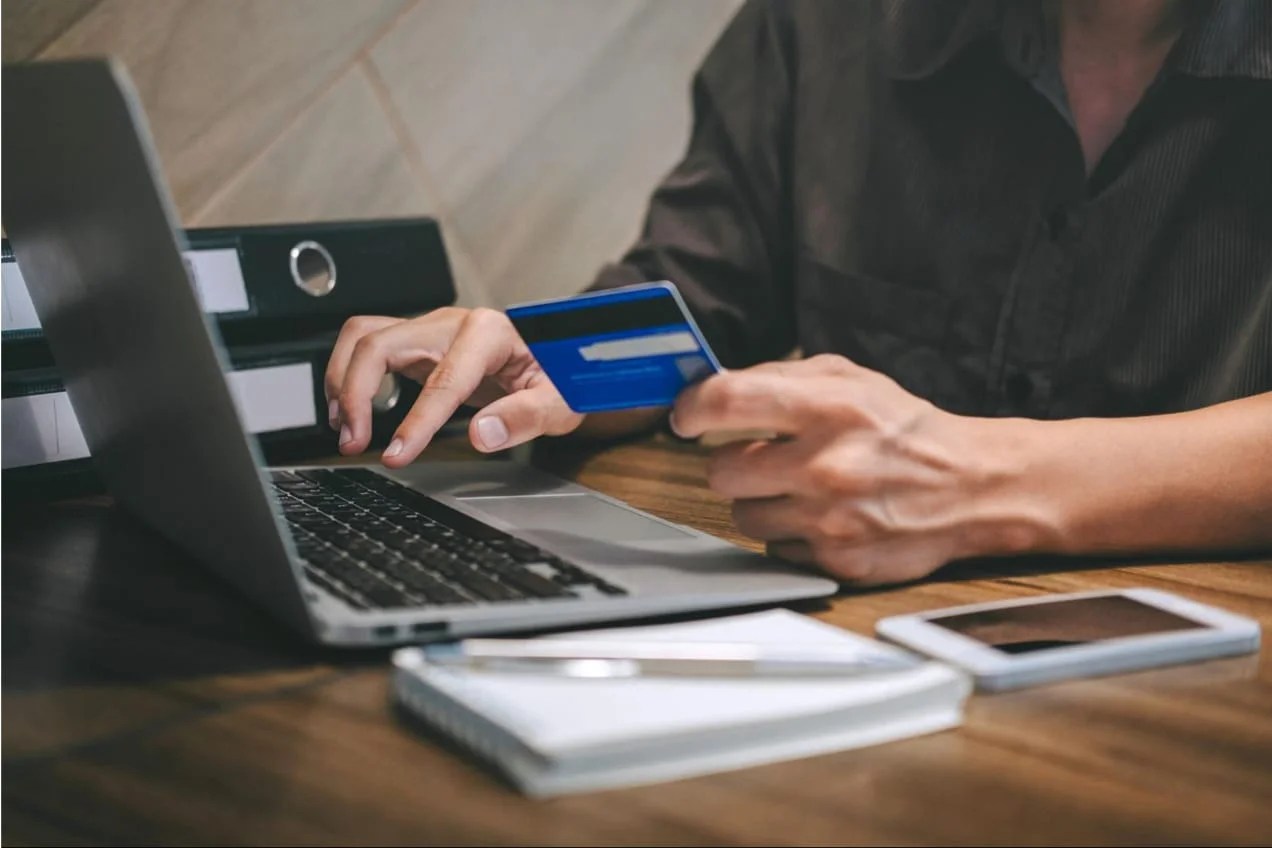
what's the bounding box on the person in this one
[325,0,1272,585]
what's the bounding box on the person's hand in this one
[670,355,1039,585]
[325,308,583,467]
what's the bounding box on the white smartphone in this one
[875,588,1261,691]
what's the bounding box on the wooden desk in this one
[4,434,1271,846]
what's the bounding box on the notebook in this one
[391,609,972,796]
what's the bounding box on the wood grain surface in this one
[9,0,740,309]
[4,433,1270,846]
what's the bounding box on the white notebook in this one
[391,609,971,797]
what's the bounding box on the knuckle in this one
[352,331,387,360]
[826,552,873,582]
[323,370,341,396]
[814,353,854,376]
[525,403,551,436]
[501,395,546,434]
[340,315,372,337]
[803,454,850,494]
[336,388,363,414]
[467,307,508,332]
[427,306,460,322]
[342,314,395,340]
[705,449,740,492]
[423,361,463,394]
[810,508,844,542]
[808,353,855,376]
[702,375,745,419]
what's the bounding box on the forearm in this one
[979,393,1272,558]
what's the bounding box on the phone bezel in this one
[875,588,1261,691]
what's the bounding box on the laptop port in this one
[373,625,398,640]
[412,622,448,637]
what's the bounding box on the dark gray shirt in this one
[590,0,1272,418]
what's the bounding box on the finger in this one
[671,371,810,439]
[467,380,584,453]
[744,354,862,379]
[730,496,813,542]
[767,539,817,565]
[780,353,862,377]
[337,317,457,454]
[325,315,400,428]
[706,438,807,499]
[777,537,948,585]
[380,309,519,466]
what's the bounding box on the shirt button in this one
[1006,372,1034,406]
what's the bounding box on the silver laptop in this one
[2,59,835,646]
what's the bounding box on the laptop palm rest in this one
[464,494,692,543]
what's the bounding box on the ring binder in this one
[2,217,458,498]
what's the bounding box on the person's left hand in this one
[670,355,1039,585]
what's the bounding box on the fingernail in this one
[382,438,403,459]
[668,409,684,437]
[339,425,353,446]
[327,399,339,430]
[475,416,509,451]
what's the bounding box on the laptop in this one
[1,59,836,646]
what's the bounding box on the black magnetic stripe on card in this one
[507,294,688,344]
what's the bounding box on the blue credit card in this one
[505,281,722,413]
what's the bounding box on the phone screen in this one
[928,595,1205,655]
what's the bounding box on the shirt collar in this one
[1170,0,1272,79]
[880,0,1272,82]
[880,0,999,80]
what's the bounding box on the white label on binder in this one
[1,247,249,332]
[227,362,318,434]
[2,362,318,469]
[1,260,41,333]
[1,390,90,468]
[182,248,250,314]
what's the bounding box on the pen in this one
[414,639,922,679]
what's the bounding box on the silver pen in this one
[414,639,922,679]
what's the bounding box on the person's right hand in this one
[325,307,584,467]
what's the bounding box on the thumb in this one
[468,382,583,452]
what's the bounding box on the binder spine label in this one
[2,246,250,333]
[1,390,89,468]
[3,361,320,470]
[227,361,318,434]
[183,248,250,314]
[1,260,40,334]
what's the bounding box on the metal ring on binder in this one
[289,240,336,297]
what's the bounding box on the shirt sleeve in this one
[587,0,796,368]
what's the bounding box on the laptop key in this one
[449,568,528,602]
[302,566,368,610]
[361,585,416,609]
[498,568,577,599]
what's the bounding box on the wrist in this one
[948,414,1067,559]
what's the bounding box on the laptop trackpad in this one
[465,494,692,543]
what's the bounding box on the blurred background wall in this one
[2,0,740,306]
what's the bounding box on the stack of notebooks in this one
[392,609,971,796]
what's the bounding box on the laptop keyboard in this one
[270,467,627,611]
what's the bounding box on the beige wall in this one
[2,0,740,306]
